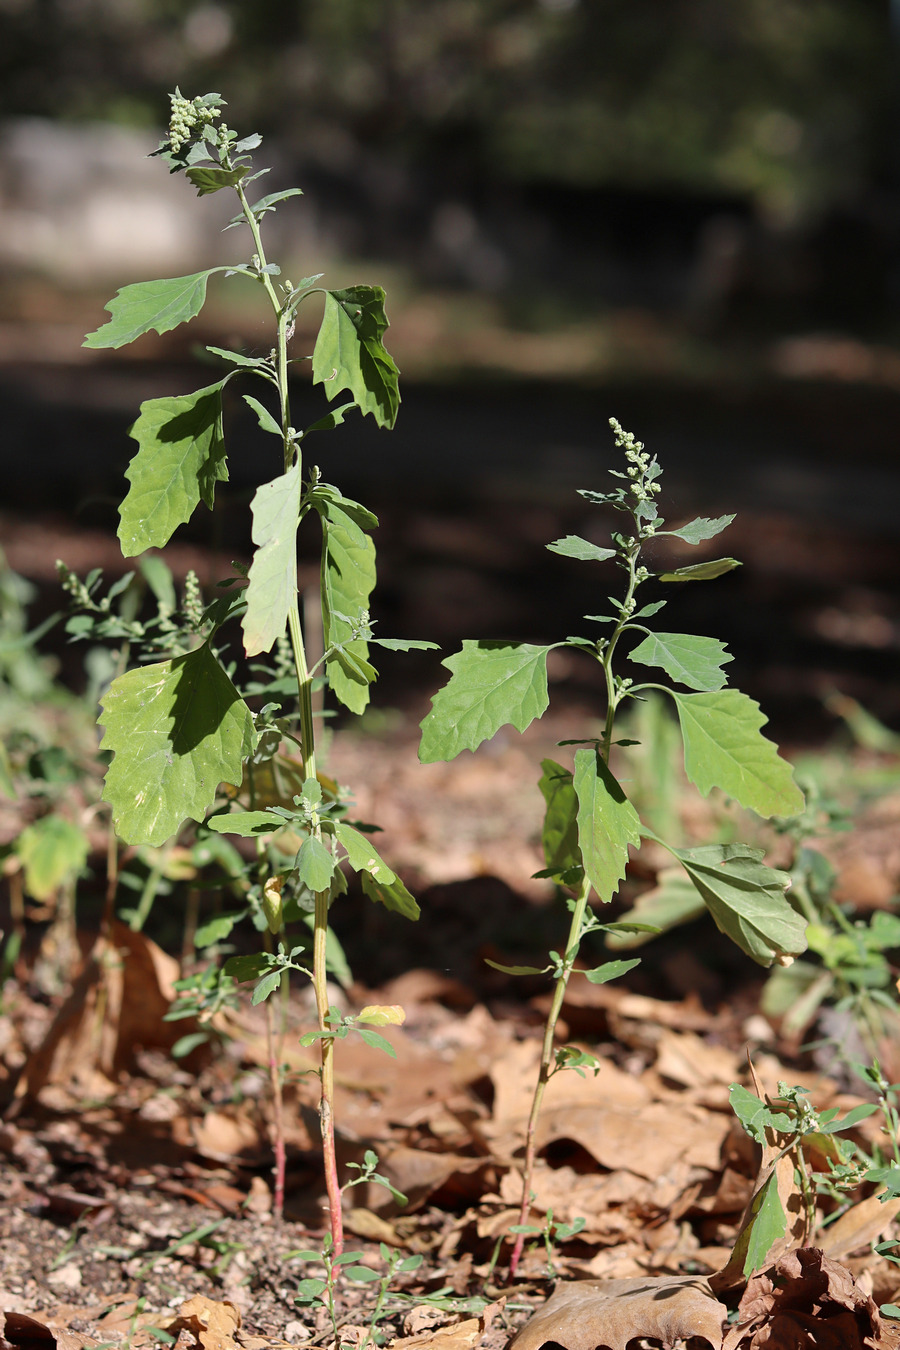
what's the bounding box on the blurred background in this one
[2,0,899,740]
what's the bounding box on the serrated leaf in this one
[335,821,419,919]
[538,759,581,877]
[583,958,640,984]
[84,270,223,349]
[303,401,357,436]
[673,842,807,967]
[186,164,248,195]
[243,394,282,436]
[15,816,89,900]
[628,631,732,691]
[546,536,616,563]
[573,749,641,902]
[311,285,400,428]
[295,836,336,892]
[194,913,241,947]
[659,558,741,582]
[242,462,301,656]
[118,383,227,556]
[100,643,255,846]
[206,810,285,836]
[671,689,804,817]
[320,502,377,713]
[252,969,282,1004]
[370,638,440,651]
[663,514,735,544]
[419,641,553,762]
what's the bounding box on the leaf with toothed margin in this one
[84,270,226,349]
[100,644,254,846]
[419,641,554,762]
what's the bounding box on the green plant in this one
[81,90,434,1250]
[419,418,808,1278]
[292,1236,424,1350]
[508,1209,587,1279]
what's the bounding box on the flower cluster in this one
[168,89,221,154]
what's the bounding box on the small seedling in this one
[420,418,807,1277]
[508,1208,587,1278]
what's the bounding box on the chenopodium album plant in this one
[81,92,434,1249]
[419,418,809,1278]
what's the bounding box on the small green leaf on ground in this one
[419,640,554,762]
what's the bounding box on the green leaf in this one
[573,749,641,902]
[15,816,89,900]
[538,759,581,878]
[419,641,553,762]
[335,821,419,920]
[357,1026,396,1057]
[295,836,336,893]
[139,555,176,613]
[243,394,282,436]
[0,741,16,798]
[484,959,548,976]
[605,868,704,949]
[659,558,741,582]
[583,958,640,984]
[223,952,277,982]
[118,383,227,556]
[824,1103,878,1133]
[248,187,304,216]
[206,810,285,837]
[100,643,255,846]
[252,969,282,1005]
[740,1170,787,1277]
[312,285,400,428]
[194,913,241,947]
[84,270,223,349]
[207,346,270,369]
[673,842,807,967]
[671,689,804,817]
[242,462,301,656]
[628,631,733,691]
[370,638,440,652]
[663,515,735,544]
[729,1083,776,1143]
[303,402,357,436]
[186,164,249,195]
[546,536,616,563]
[320,501,377,714]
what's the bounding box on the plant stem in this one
[507,872,592,1281]
[237,178,344,1254]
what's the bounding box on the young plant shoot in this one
[419,418,808,1279]
[82,92,434,1249]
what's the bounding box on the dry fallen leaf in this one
[0,1309,104,1350]
[168,1296,241,1350]
[508,1275,726,1350]
[722,1246,894,1350]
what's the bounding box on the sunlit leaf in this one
[242,462,301,656]
[671,689,805,817]
[659,558,741,582]
[100,643,254,846]
[538,758,581,878]
[334,821,419,919]
[673,842,807,966]
[419,641,553,762]
[573,749,641,902]
[118,383,227,555]
[295,836,336,892]
[628,631,732,691]
[319,501,377,713]
[15,816,89,900]
[547,536,616,563]
[84,270,224,349]
[312,285,400,428]
[662,515,735,544]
